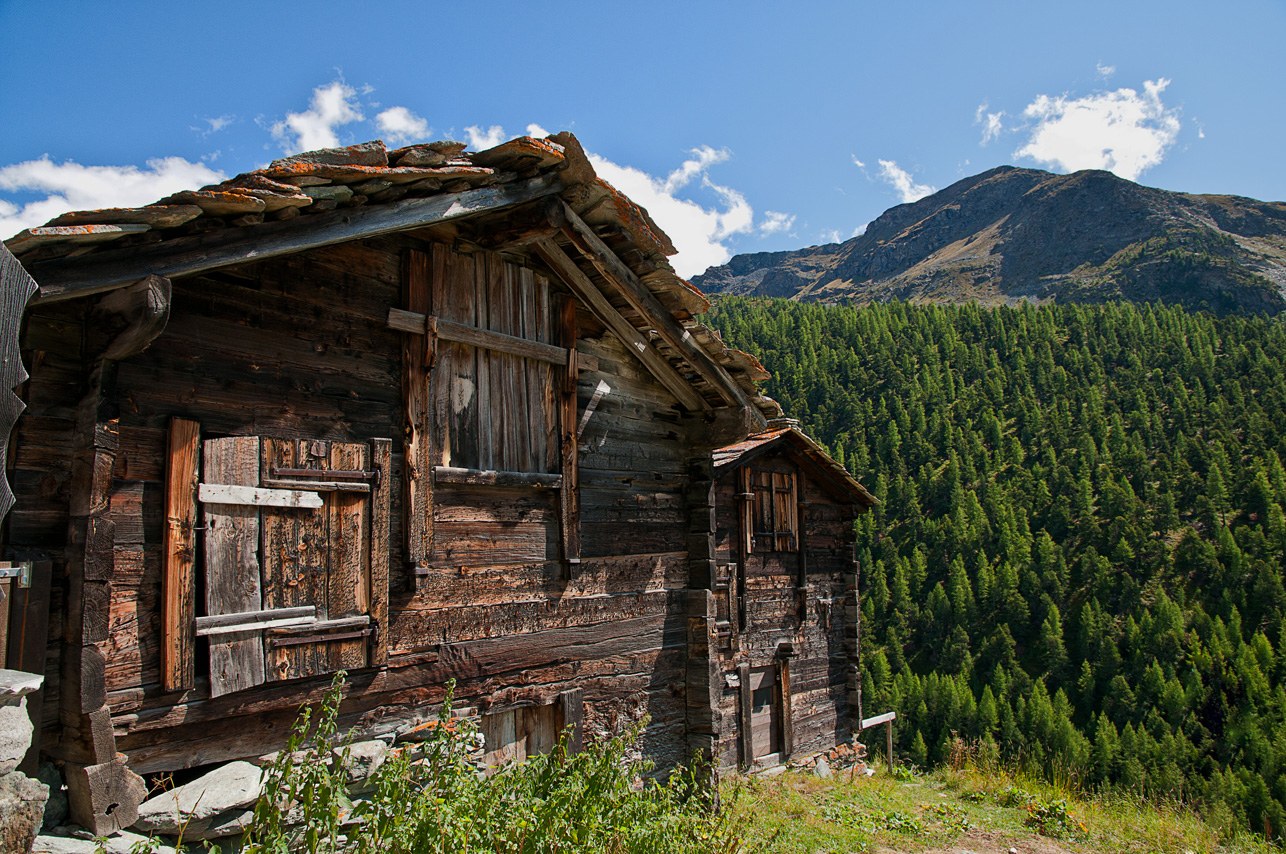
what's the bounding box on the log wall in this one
[13,235,701,774]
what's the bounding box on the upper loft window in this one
[747,468,798,553]
[431,254,563,477]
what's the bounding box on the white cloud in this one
[819,229,843,244]
[0,156,226,238]
[463,125,507,151]
[1097,62,1116,78]
[758,211,795,236]
[877,159,936,203]
[271,81,364,154]
[590,147,759,278]
[526,123,551,138]
[975,103,1005,145]
[1014,78,1180,181]
[375,106,430,146]
[851,155,866,169]
[852,222,868,238]
[193,115,235,137]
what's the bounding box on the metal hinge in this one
[0,561,32,588]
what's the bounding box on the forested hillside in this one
[708,297,1286,839]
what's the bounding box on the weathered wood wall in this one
[712,457,856,770]
[11,301,86,743]
[13,235,700,774]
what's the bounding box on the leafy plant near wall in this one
[709,296,1286,840]
[231,674,747,854]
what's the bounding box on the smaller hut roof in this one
[713,424,878,508]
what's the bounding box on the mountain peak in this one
[694,168,1286,314]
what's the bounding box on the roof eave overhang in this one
[25,173,565,305]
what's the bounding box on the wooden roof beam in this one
[532,239,709,413]
[559,203,762,417]
[27,174,564,304]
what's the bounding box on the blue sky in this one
[2,1,1283,277]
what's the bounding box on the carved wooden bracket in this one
[93,273,172,360]
[0,245,38,527]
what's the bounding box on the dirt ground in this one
[878,829,1082,854]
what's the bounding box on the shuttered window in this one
[397,244,580,573]
[195,435,392,697]
[745,468,798,553]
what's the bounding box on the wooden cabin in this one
[1,132,876,833]
[710,424,876,770]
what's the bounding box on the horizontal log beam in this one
[388,309,570,365]
[433,466,563,488]
[27,174,564,304]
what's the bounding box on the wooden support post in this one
[888,719,894,775]
[557,687,584,755]
[778,657,793,759]
[402,250,435,579]
[737,662,752,772]
[369,438,393,667]
[555,294,580,572]
[161,417,200,692]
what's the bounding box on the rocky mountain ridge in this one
[692,166,1286,314]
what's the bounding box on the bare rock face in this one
[692,166,1286,315]
[0,770,49,854]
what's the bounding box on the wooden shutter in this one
[749,469,799,553]
[200,436,391,697]
[397,244,579,570]
[432,246,558,475]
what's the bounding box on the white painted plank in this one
[861,711,897,729]
[199,483,323,509]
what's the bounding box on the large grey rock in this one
[37,762,67,830]
[32,829,175,854]
[0,671,42,775]
[813,756,833,779]
[132,761,263,837]
[1,770,49,854]
[334,739,389,787]
[0,695,33,774]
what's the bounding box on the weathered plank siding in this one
[13,235,695,773]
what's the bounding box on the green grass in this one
[725,760,1282,854]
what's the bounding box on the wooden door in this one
[749,665,782,759]
[201,436,383,697]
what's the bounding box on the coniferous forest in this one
[708,297,1286,839]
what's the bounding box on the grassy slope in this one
[726,761,1280,854]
